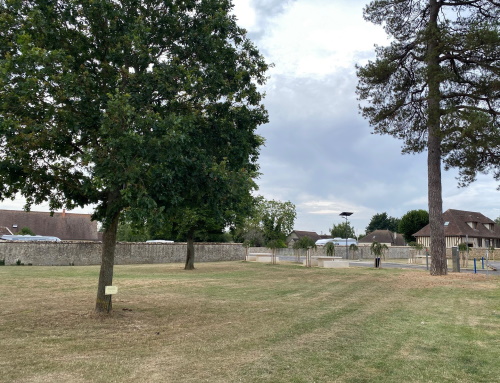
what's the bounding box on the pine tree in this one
[357,0,500,275]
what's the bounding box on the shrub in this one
[18,227,35,235]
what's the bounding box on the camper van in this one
[315,237,358,246]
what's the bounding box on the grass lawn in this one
[1,261,500,383]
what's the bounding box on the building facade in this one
[413,209,500,249]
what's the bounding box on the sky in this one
[230,0,500,235]
[1,0,498,236]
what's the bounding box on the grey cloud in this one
[245,0,298,40]
[256,70,434,231]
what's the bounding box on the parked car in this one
[0,235,61,242]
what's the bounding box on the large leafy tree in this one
[398,209,429,243]
[357,0,500,275]
[167,163,259,270]
[258,198,296,246]
[330,221,355,238]
[232,196,296,247]
[365,212,400,233]
[0,0,268,311]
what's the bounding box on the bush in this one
[18,227,35,235]
[324,242,335,257]
[266,239,287,249]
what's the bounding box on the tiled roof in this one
[0,209,98,240]
[359,230,405,245]
[413,209,500,239]
[289,231,322,241]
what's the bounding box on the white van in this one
[315,238,357,246]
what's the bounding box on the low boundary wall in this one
[1,242,494,266]
[249,246,495,260]
[250,246,415,260]
[0,242,245,266]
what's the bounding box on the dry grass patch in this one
[1,262,500,383]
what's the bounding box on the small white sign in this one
[105,286,118,295]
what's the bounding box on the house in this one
[0,209,98,241]
[286,231,330,247]
[413,209,500,249]
[358,230,406,246]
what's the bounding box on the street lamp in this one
[339,212,353,259]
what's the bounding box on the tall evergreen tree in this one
[357,0,500,275]
[0,0,269,311]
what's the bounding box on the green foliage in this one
[0,0,269,308]
[330,222,355,238]
[266,239,287,249]
[398,210,429,243]
[365,213,400,233]
[0,1,268,227]
[0,259,5,266]
[293,236,317,251]
[349,243,359,256]
[357,1,499,185]
[408,242,424,251]
[495,216,500,226]
[458,243,469,253]
[233,196,296,246]
[325,242,335,257]
[370,241,389,258]
[260,198,296,244]
[116,220,149,243]
[15,259,24,266]
[357,0,500,274]
[18,227,35,235]
[236,227,265,247]
[442,111,499,187]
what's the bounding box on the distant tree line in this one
[116,196,297,249]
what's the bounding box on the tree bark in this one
[184,228,195,270]
[426,0,447,276]
[95,209,120,313]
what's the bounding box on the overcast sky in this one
[2,0,498,236]
[231,0,500,235]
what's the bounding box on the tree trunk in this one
[95,210,120,313]
[426,0,447,276]
[184,228,195,270]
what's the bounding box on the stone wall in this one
[249,246,414,259]
[2,242,494,266]
[446,247,495,259]
[0,241,246,266]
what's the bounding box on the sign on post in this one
[105,286,118,295]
